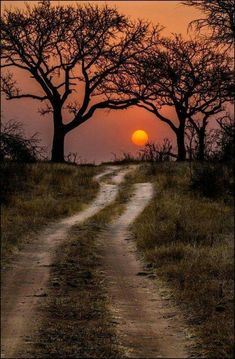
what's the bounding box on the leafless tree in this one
[215,112,234,162]
[217,112,235,138]
[139,139,175,162]
[187,111,224,162]
[186,112,234,162]
[1,1,160,162]
[186,116,215,161]
[112,35,231,160]
[182,0,235,50]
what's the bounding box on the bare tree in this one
[111,35,231,160]
[215,112,235,162]
[217,112,235,138]
[1,1,160,162]
[187,110,224,161]
[186,112,235,162]
[182,0,235,49]
[140,139,175,162]
[186,115,216,161]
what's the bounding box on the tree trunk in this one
[198,130,205,161]
[51,109,65,162]
[176,127,186,161]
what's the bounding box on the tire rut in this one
[101,182,191,358]
[1,166,131,359]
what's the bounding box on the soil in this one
[101,183,191,358]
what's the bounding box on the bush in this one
[0,163,29,204]
[0,120,45,162]
[190,164,222,197]
[190,163,233,199]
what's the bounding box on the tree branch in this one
[6,93,49,101]
[65,98,138,133]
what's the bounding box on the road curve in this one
[1,166,131,359]
[101,183,190,358]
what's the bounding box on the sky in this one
[1,1,202,163]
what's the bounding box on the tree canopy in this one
[109,34,232,160]
[182,0,235,49]
[1,1,160,161]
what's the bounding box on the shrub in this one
[190,164,225,198]
[0,120,45,162]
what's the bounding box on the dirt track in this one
[1,165,191,358]
[101,183,190,358]
[1,166,130,359]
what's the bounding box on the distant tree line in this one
[1,0,234,162]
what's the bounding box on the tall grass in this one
[132,163,234,358]
[1,162,99,260]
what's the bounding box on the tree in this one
[215,112,234,162]
[186,112,235,162]
[187,109,226,162]
[182,0,235,50]
[139,139,175,162]
[1,1,160,162]
[110,35,231,160]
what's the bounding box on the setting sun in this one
[131,130,149,146]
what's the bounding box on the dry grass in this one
[1,162,100,261]
[22,166,135,358]
[20,167,137,358]
[29,205,123,358]
[132,163,234,358]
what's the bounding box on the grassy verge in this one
[132,163,234,358]
[1,162,100,261]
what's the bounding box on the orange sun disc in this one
[131,130,149,146]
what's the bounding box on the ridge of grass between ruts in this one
[131,163,234,358]
[28,171,134,358]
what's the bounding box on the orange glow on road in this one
[131,130,149,146]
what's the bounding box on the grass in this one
[17,165,136,358]
[131,162,234,358]
[28,204,124,358]
[1,162,100,261]
[21,165,135,358]
[2,161,233,357]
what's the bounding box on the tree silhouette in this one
[1,1,160,162]
[111,35,232,160]
[182,0,235,49]
[216,112,235,162]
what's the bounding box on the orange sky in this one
[1,1,202,163]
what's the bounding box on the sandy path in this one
[102,183,190,358]
[1,166,130,359]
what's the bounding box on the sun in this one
[131,130,149,146]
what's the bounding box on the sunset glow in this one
[1,1,204,163]
[131,130,149,146]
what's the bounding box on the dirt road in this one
[101,183,190,358]
[1,166,130,359]
[1,165,191,358]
